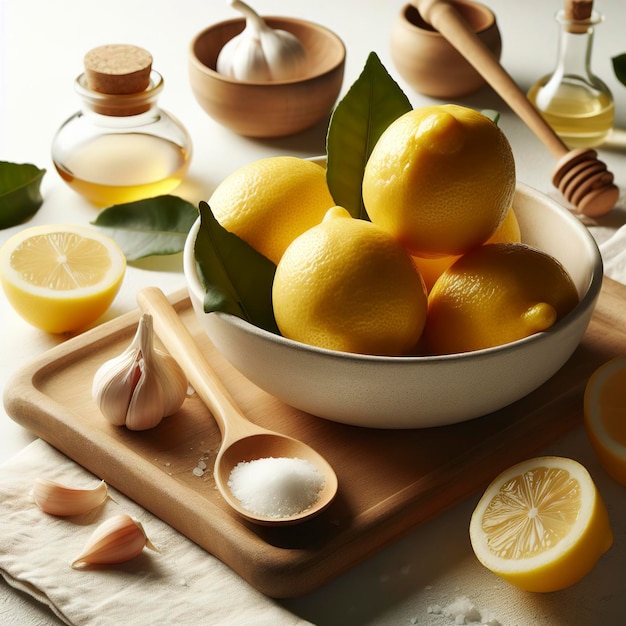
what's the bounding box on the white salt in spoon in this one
[137,287,338,526]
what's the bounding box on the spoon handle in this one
[137,287,259,442]
[413,0,567,157]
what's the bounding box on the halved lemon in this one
[469,456,612,592]
[0,224,126,333]
[584,355,626,485]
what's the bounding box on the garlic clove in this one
[71,513,156,568]
[124,317,166,431]
[92,344,141,426]
[258,25,307,81]
[124,365,166,431]
[32,477,109,516]
[222,31,271,82]
[153,349,188,416]
[216,0,306,82]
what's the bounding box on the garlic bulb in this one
[71,513,156,568]
[92,314,188,431]
[32,477,108,516]
[216,0,307,81]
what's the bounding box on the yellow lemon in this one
[422,242,579,355]
[584,355,626,485]
[362,104,516,257]
[469,456,613,592]
[0,224,126,334]
[272,207,428,356]
[209,156,336,264]
[413,205,521,292]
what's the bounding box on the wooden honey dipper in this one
[412,0,620,217]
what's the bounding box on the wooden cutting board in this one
[5,277,626,598]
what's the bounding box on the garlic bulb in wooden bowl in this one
[188,13,345,137]
[216,0,307,82]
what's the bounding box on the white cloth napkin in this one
[0,439,311,626]
[600,227,626,282]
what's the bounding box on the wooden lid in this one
[84,44,153,94]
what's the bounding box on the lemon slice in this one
[469,456,612,592]
[584,355,626,485]
[0,224,126,333]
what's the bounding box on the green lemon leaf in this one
[481,109,501,124]
[92,195,198,260]
[326,51,412,220]
[194,201,278,334]
[0,161,46,229]
[612,53,626,87]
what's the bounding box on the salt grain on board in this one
[228,457,325,518]
[428,596,501,625]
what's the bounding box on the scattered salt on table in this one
[227,457,325,518]
[428,596,501,626]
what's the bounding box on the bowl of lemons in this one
[184,104,603,429]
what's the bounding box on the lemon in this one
[362,104,516,257]
[209,156,336,264]
[469,456,613,592]
[0,224,126,333]
[412,205,521,292]
[584,355,626,485]
[272,207,428,356]
[422,242,579,355]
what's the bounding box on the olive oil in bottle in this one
[54,133,190,207]
[52,44,192,207]
[527,0,614,149]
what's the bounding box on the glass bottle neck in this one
[75,70,164,118]
[553,9,600,79]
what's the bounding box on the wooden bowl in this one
[391,1,502,98]
[189,17,346,138]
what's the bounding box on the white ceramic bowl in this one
[184,183,602,429]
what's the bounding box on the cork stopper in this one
[564,0,594,33]
[565,0,593,21]
[84,44,153,94]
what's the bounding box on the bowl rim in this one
[189,16,347,86]
[399,0,497,37]
[184,180,603,364]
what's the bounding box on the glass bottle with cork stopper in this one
[51,44,192,207]
[527,0,614,148]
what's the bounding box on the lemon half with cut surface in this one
[584,355,626,485]
[469,456,612,592]
[0,224,126,333]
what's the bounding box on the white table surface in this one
[1,0,625,624]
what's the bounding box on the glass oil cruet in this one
[527,0,614,148]
[51,44,192,207]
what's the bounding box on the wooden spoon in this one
[137,287,338,526]
[412,0,620,217]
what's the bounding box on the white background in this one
[1,0,626,623]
